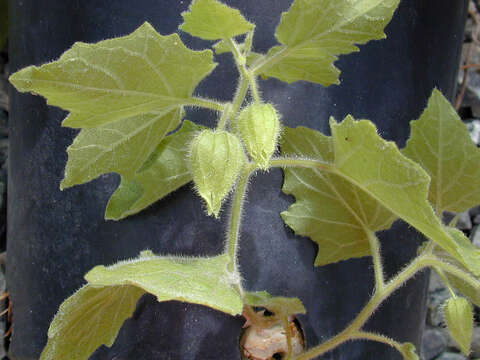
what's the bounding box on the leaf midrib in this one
[27,78,191,104]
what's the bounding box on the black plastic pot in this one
[8,1,468,359]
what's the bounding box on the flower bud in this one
[189,129,245,218]
[237,103,281,170]
[444,297,473,355]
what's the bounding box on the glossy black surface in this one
[8,0,467,359]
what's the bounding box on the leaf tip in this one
[9,65,35,92]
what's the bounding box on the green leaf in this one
[399,342,419,360]
[41,251,243,360]
[281,125,396,266]
[40,285,144,360]
[434,229,480,307]
[444,297,473,356]
[243,291,306,317]
[282,116,480,274]
[331,117,480,274]
[105,120,203,220]
[254,0,400,85]
[9,22,216,128]
[61,109,183,189]
[85,251,242,314]
[180,0,254,40]
[403,88,480,213]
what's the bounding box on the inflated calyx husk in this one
[237,103,281,170]
[189,129,245,217]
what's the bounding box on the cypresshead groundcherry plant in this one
[9,0,480,359]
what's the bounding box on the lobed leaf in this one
[40,285,144,360]
[403,89,480,213]
[444,297,473,356]
[9,22,216,128]
[180,0,254,41]
[105,120,203,220]
[281,125,396,266]
[330,117,480,275]
[41,251,243,360]
[282,116,480,274]
[254,0,400,85]
[61,109,183,189]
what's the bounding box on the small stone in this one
[466,119,480,145]
[470,206,480,218]
[456,211,473,230]
[429,271,446,293]
[422,328,448,360]
[427,273,449,327]
[471,225,480,248]
[443,211,456,226]
[435,352,466,360]
[474,214,480,225]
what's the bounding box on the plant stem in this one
[351,331,404,354]
[188,97,227,112]
[424,257,480,290]
[247,71,261,103]
[434,267,457,298]
[226,164,254,274]
[217,103,232,130]
[227,38,261,104]
[366,230,385,291]
[230,76,249,123]
[295,255,430,360]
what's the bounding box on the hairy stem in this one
[217,103,232,130]
[367,230,385,291]
[295,255,430,360]
[227,38,261,104]
[351,331,404,354]
[248,71,261,103]
[424,257,480,290]
[188,97,227,112]
[434,267,457,298]
[226,164,254,274]
[230,76,249,123]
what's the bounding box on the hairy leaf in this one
[85,251,242,314]
[330,117,480,274]
[9,22,216,128]
[105,120,203,220]
[281,125,396,266]
[444,297,473,356]
[180,0,254,40]
[61,109,183,189]
[254,0,400,85]
[399,342,419,360]
[40,285,144,360]
[434,228,480,307]
[403,89,480,213]
[282,116,480,274]
[41,251,242,360]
